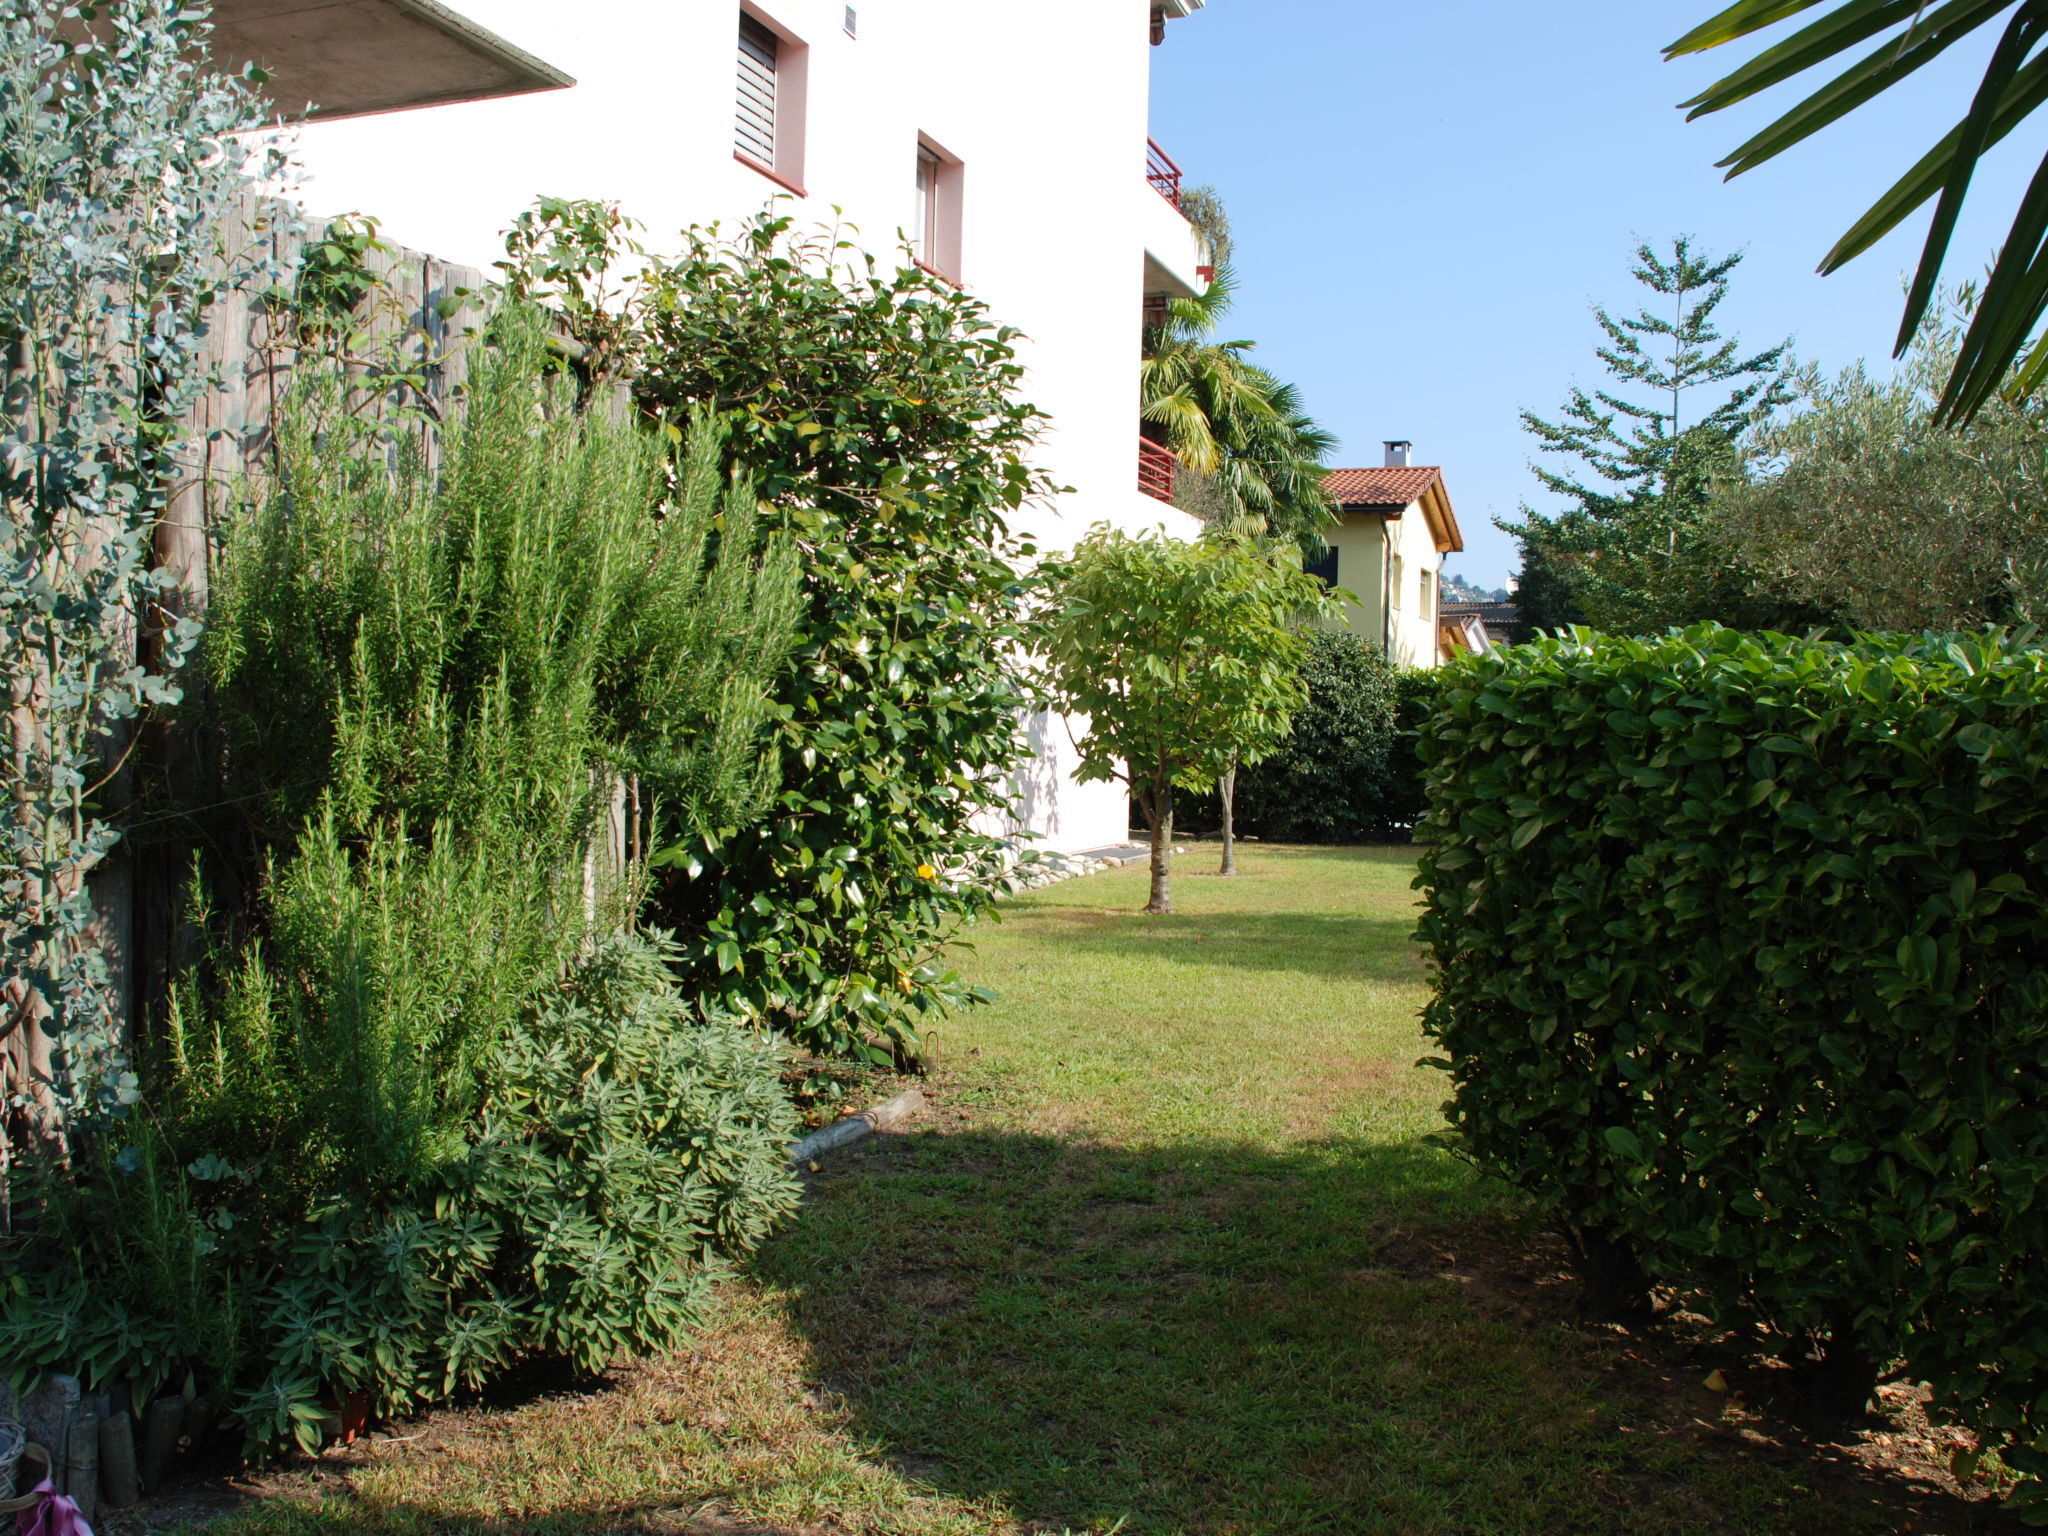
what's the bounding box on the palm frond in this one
[1671,0,2048,420]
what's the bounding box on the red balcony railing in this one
[1138,437,1176,503]
[1146,137,1183,209]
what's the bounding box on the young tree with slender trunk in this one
[1038,528,1329,914]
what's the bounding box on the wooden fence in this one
[99,194,499,1047]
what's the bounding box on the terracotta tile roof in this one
[1323,465,1443,508]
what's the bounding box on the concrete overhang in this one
[1139,182,1205,300]
[1153,1,1207,16]
[210,0,574,122]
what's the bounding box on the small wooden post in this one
[97,1413,140,1509]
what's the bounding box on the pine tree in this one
[1505,237,1791,634]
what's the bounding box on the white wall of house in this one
[282,0,1206,851]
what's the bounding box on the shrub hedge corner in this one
[1416,624,2048,1507]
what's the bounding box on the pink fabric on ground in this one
[14,1479,93,1536]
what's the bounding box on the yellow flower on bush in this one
[916,863,937,880]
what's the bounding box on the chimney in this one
[1384,440,1412,468]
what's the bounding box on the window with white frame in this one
[913,146,940,264]
[910,137,961,278]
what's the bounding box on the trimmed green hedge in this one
[1416,625,2048,1505]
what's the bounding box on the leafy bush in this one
[626,214,1049,1062]
[1182,631,1434,843]
[1,312,804,1448]
[4,933,799,1451]
[1416,625,2048,1509]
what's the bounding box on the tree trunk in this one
[1145,782,1175,915]
[1569,1224,1653,1321]
[1217,764,1238,876]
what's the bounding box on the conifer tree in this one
[1505,237,1791,634]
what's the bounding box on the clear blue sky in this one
[1148,0,2040,589]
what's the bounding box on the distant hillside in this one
[1441,573,1510,604]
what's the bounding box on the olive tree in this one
[1038,528,1329,914]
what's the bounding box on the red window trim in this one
[734,149,807,198]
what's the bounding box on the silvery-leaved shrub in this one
[1,0,282,1131]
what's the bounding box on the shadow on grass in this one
[756,1123,2020,1536]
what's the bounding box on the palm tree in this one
[1672,0,2048,421]
[1140,266,1337,552]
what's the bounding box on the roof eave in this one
[1419,478,1464,553]
[210,0,574,123]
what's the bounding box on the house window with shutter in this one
[734,10,806,193]
[735,15,778,166]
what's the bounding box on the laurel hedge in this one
[1415,625,2048,1510]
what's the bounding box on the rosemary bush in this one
[1,313,805,1448]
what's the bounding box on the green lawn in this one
[191,845,2011,1536]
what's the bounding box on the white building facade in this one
[259,0,1211,852]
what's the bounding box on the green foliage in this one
[2,313,803,1449]
[1039,528,1330,912]
[1720,294,2048,631]
[1182,630,1432,843]
[1141,267,1337,554]
[292,213,385,342]
[496,196,647,390]
[1505,535,1586,638]
[3,933,799,1453]
[1,0,281,1129]
[1506,239,1790,634]
[1177,182,1234,267]
[1416,624,2048,1515]
[624,213,1046,1062]
[1667,0,2048,420]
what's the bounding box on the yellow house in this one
[1313,444,1467,668]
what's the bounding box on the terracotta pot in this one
[319,1391,372,1447]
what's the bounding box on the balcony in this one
[1140,137,1205,299]
[1138,437,1177,504]
[1147,138,1183,210]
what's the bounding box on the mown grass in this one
[175,845,2013,1536]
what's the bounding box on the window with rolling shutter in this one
[736,14,778,165]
